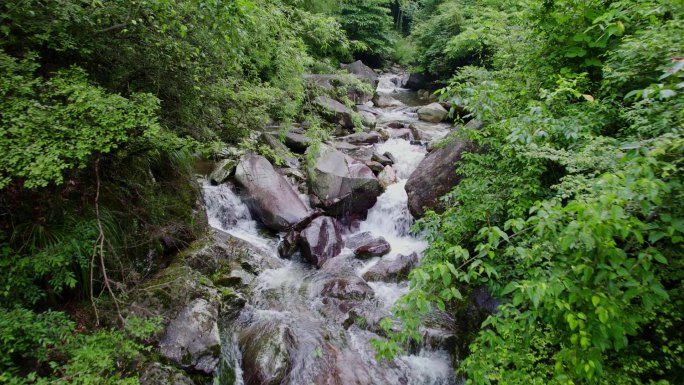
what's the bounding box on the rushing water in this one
[201,73,458,385]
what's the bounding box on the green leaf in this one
[591,296,600,307]
[501,281,519,295]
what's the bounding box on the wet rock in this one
[405,73,428,90]
[300,216,343,268]
[371,152,393,166]
[314,96,355,129]
[363,253,419,282]
[319,254,365,274]
[318,275,375,301]
[214,268,255,287]
[378,165,398,188]
[337,143,375,162]
[345,232,391,259]
[340,132,381,145]
[428,286,500,359]
[372,93,404,108]
[313,346,373,385]
[405,138,475,218]
[421,311,458,351]
[408,124,421,140]
[308,145,382,216]
[417,103,448,123]
[284,131,310,153]
[130,259,218,321]
[408,122,450,145]
[377,129,390,141]
[357,110,377,129]
[140,363,197,385]
[209,159,237,185]
[239,321,291,385]
[212,231,286,273]
[389,128,413,140]
[235,155,311,231]
[362,160,384,174]
[356,104,381,116]
[386,122,405,129]
[342,60,379,87]
[332,141,359,151]
[159,298,221,374]
[277,230,301,258]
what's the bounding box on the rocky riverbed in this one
[136,62,482,385]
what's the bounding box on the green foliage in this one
[410,0,519,78]
[0,308,161,384]
[380,1,684,384]
[0,220,96,307]
[392,35,418,66]
[0,52,163,189]
[339,0,395,65]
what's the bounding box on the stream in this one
[201,73,459,385]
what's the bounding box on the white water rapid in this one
[200,72,459,385]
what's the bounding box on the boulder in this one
[388,128,413,140]
[355,104,380,116]
[235,155,311,231]
[209,159,237,185]
[417,103,448,123]
[284,131,310,153]
[159,299,221,374]
[465,119,485,130]
[362,253,419,282]
[371,152,394,166]
[383,152,397,164]
[336,143,375,162]
[358,110,377,129]
[385,122,405,129]
[318,275,374,301]
[405,73,428,90]
[314,96,355,129]
[278,167,307,193]
[342,60,379,87]
[409,122,451,145]
[308,146,382,215]
[277,230,301,258]
[305,74,373,104]
[378,166,398,188]
[260,133,299,168]
[300,216,343,268]
[372,93,404,108]
[340,132,381,145]
[405,138,474,218]
[362,160,385,174]
[345,232,391,259]
[239,320,291,385]
[213,268,255,287]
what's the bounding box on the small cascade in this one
[377,72,410,93]
[201,180,277,254]
[376,138,427,179]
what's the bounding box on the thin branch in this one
[94,22,129,34]
[94,157,125,326]
[89,242,100,326]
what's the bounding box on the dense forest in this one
[1,0,682,384]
